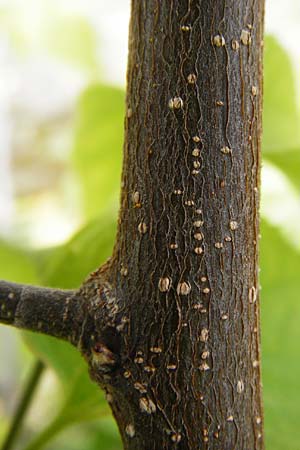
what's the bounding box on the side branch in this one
[0,280,83,345]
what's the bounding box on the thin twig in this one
[1,359,45,450]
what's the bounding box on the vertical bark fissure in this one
[107,0,264,448]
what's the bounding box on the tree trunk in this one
[108,0,265,448]
[0,0,265,449]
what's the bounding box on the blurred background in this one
[0,0,299,449]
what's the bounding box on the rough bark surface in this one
[0,1,265,449]
[108,0,265,448]
[0,281,81,343]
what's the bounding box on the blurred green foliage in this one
[44,17,99,73]
[35,216,117,290]
[0,33,300,450]
[261,36,300,450]
[0,86,123,450]
[73,85,125,221]
[263,36,300,153]
[0,241,38,285]
[261,221,300,450]
[22,215,118,448]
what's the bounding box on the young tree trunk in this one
[0,0,265,449]
[107,0,265,447]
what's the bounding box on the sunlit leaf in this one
[44,16,98,72]
[24,333,84,384]
[0,240,38,284]
[72,84,124,220]
[263,36,300,153]
[36,215,116,289]
[26,213,116,379]
[83,418,122,450]
[23,213,117,448]
[264,149,300,190]
[23,369,109,450]
[24,416,122,450]
[0,3,99,70]
[261,220,300,450]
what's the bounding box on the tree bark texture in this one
[0,1,265,449]
[108,0,265,448]
[0,281,81,344]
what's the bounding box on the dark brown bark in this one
[0,280,82,345]
[0,1,265,449]
[107,0,265,448]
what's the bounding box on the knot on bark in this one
[78,273,127,385]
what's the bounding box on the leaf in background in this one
[261,220,300,450]
[44,16,98,73]
[23,333,84,384]
[23,369,110,450]
[72,84,124,220]
[83,418,122,450]
[23,214,117,448]
[0,2,98,67]
[26,213,116,379]
[24,213,116,384]
[263,35,300,153]
[36,214,116,290]
[25,417,122,450]
[0,240,38,284]
[22,82,122,448]
[265,149,300,191]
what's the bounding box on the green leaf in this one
[23,333,84,384]
[23,369,110,450]
[263,36,300,153]
[24,416,122,450]
[0,240,38,284]
[72,84,124,220]
[23,215,117,448]
[83,418,122,450]
[264,149,300,190]
[36,215,116,290]
[25,214,116,380]
[261,220,300,450]
[21,86,121,446]
[44,16,98,72]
